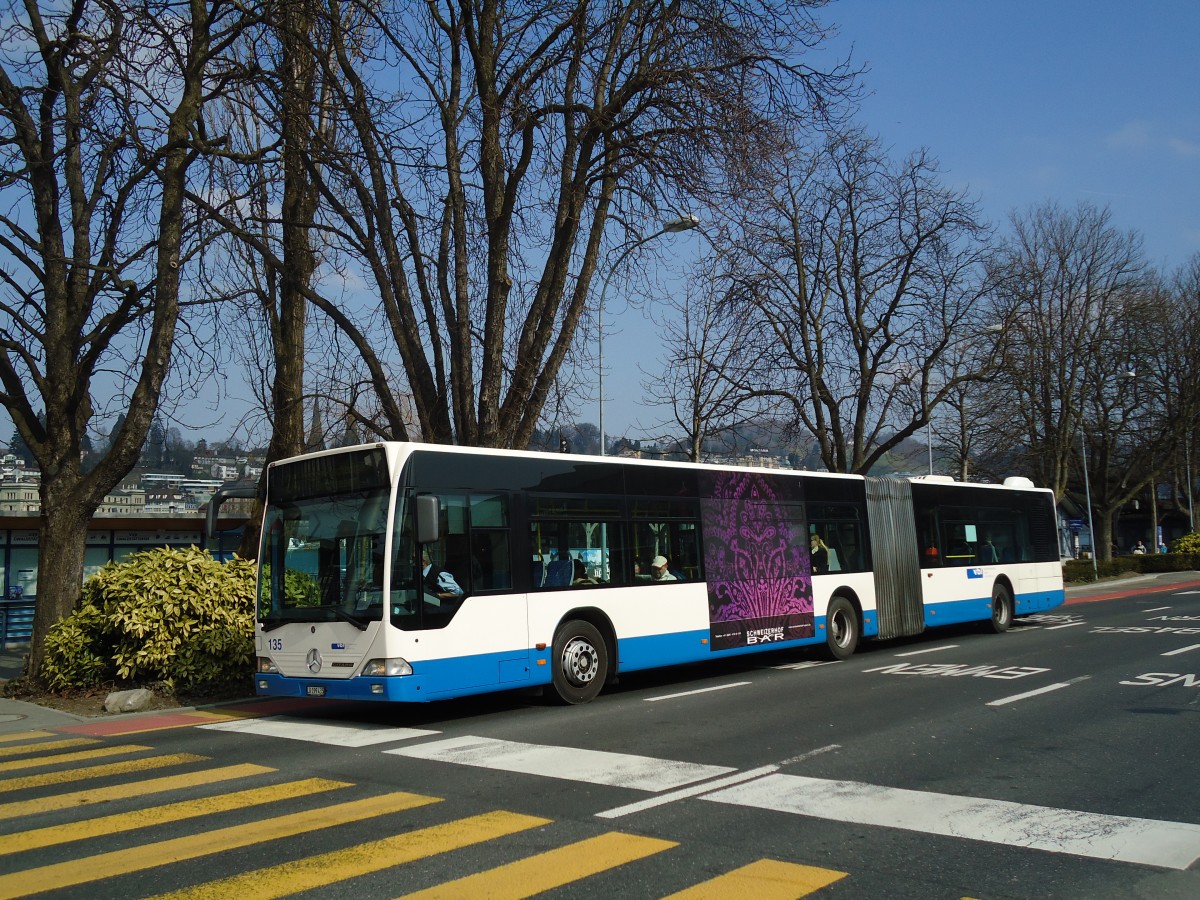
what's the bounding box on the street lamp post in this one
[1187,441,1195,532]
[1080,429,1098,580]
[597,214,699,456]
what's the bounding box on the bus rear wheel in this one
[824,596,859,661]
[989,583,1013,633]
[551,619,608,704]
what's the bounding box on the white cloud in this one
[1104,120,1153,151]
[1105,120,1200,159]
[1167,137,1200,159]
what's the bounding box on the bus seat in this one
[531,560,545,588]
[544,559,573,588]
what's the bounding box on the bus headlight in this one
[257,657,280,674]
[362,658,413,677]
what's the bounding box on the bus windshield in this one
[258,450,392,630]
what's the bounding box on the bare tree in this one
[984,202,1155,559]
[199,0,342,555]
[720,129,992,474]
[0,0,254,677]
[259,0,855,451]
[647,258,777,462]
[1145,256,1200,538]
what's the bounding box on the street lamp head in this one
[662,213,700,233]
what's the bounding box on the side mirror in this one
[415,494,441,544]
[205,482,259,541]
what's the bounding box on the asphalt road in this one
[2,576,1199,899]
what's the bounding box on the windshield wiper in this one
[332,607,369,631]
[261,617,286,633]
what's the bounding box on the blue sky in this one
[599,1,1200,440]
[819,0,1198,270]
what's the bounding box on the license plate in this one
[306,685,326,697]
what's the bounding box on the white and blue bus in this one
[216,442,1064,705]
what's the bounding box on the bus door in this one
[864,477,925,639]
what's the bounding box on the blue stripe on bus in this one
[925,588,1066,626]
[1014,588,1065,615]
[253,587,1066,703]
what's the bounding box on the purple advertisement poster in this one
[700,470,813,651]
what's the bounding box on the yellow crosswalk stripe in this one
[0,743,150,773]
[1,777,352,855]
[0,731,55,744]
[0,737,100,758]
[0,753,208,793]
[662,859,847,899]
[150,810,552,900]
[0,763,274,820]
[398,831,679,899]
[0,790,441,899]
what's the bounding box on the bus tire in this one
[824,596,859,661]
[989,583,1013,633]
[551,619,608,704]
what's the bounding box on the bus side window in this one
[631,520,701,583]
[470,494,511,591]
[529,518,621,589]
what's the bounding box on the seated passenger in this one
[650,555,678,582]
[572,558,598,585]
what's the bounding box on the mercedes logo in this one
[306,648,322,673]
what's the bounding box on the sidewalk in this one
[0,645,88,731]
[1,570,1198,733]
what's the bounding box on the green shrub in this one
[1063,549,1200,583]
[42,546,257,693]
[1170,532,1200,554]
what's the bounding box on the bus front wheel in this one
[824,596,860,661]
[551,620,608,704]
[989,583,1013,633]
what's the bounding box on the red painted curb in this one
[56,696,350,736]
[1064,578,1200,606]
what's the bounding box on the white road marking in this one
[1146,606,1173,611]
[987,676,1090,706]
[701,774,1200,870]
[1174,591,1200,596]
[386,736,734,792]
[1161,643,1200,657]
[199,717,438,746]
[1045,621,1087,630]
[778,744,841,766]
[769,661,839,670]
[644,682,752,701]
[894,645,959,657]
[599,742,843,819]
[596,766,778,819]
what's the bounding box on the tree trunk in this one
[238,0,321,560]
[27,493,90,679]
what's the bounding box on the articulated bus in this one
[216,442,1064,705]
